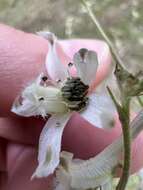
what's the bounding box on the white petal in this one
[38,31,68,82]
[11,98,40,117]
[57,151,114,189]
[72,109,143,182]
[53,175,71,190]
[73,49,98,85]
[54,183,70,190]
[37,31,57,42]
[35,73,45,85]
[81,93,115,128]
[12,73,69,117]
[32,113,71,178]
[11,74,45,117]
[53,176,71,190]
[56,169,71,190]
[56,110,143,189]
[69,142,118,189]
[101,179,113,190]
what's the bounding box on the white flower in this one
[11,32,115,180]
[55,110,143,190]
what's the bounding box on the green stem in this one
[116,98,131,190]
[81,1,132,189]
[137,96,143,107]
[81,0,125,68]
[107,86,121,111]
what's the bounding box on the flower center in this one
[61,77,89,111]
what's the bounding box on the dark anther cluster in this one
[61,77,89,111]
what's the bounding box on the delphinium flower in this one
[11,32,115,182]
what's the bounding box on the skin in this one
[0,24,143,190]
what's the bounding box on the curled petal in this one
[11,74,42,116]
[101,180,113,190]
[56,151,113,189]
[37,31,57,43]
[73,48,98,85]
[11,73,69,117]
[11,98,40,117]
[32,113,71,178]
[63,141,119,189]
[11,74,46,117]
[38,32,68,82]
[81,93,115,129]
[71,110,143,182]
[56,152,73,190]
[56,110,143,189]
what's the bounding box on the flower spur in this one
[11,32,115,179]
[55,111,143,190]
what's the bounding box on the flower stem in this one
[81,0,125,68]
[81,1,132,189]
[116,98,131,190]
[137,96,143,107]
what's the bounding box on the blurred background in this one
[0,0,143,72]
[0,0,143,189]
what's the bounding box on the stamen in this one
[66,62,74,79]
[68,62,73,67]
[42,76,48,81]
[61,77,89,111]
[39,97,44,101]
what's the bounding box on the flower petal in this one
[81,93,115,129]
[11,98,40,117]
[11,74,45,117]
[32,113,71,178]
[71,110,143,183]
[73,48,98,85]
[54,183,70,190]
[56,110,143,189]
[101,180,113,190]
[37,32,68,82]
[56,153,72,190]
[66,140,119,189]
[57,151,113,189]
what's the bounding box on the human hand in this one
[0,24,143,190]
